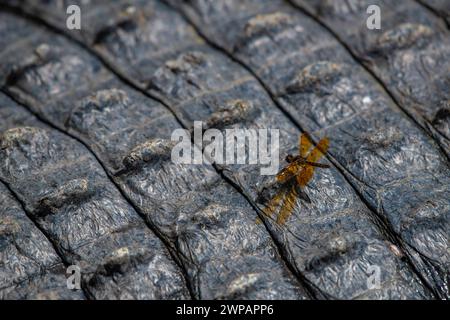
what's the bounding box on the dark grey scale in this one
[0,95,190,300]
[0,93,47,132]
[416,0,450,27]
[2,0,439,299]
[160,0,449,298]
[0,180,85,300]
[0,12,307,300]
[289,0,450,160]
[0,93,81,300]
[3,1,448,296]
[67,88,307,300]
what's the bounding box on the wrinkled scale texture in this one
[0,0,448,299]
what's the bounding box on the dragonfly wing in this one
[276,185,298,225]
[300,132,313,158]
[262,188,286,219]
[306,137,329,163]
[296,165,314,187]
[276,163,301,183]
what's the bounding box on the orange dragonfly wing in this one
[276,185,298,225]
[296,165,314,187]
[276,162,301,183]
[306,137,329,163]
[300,132,313,158]
[296,137,328,187]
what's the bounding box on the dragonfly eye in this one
[285,154,295,163]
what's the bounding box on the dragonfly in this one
[262,132,330,225]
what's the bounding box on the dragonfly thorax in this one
[286,154,307,163]
[286,154,307,165]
